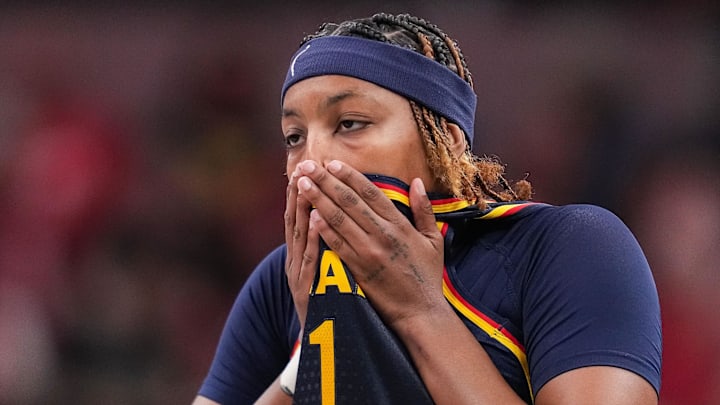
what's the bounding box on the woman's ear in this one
[447,123,468,158]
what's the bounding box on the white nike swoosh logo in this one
[291,44,311,77]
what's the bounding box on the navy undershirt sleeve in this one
[522,205,662,396]
[198,245,298,404]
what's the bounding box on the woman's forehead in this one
[283,75,405,108]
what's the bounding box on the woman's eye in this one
[284,133,303,148]
[337,120,367,132]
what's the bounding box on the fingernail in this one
[414,178,426,195]
[301,161,316,173]
[326,160,341,173]
[310,209,320,223]
[298,177,312,192]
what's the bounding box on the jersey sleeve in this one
[522,204,662,396]
[197,245,299,404]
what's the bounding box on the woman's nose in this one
[302,130,328,164]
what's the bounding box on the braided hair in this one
[302,13,532,207]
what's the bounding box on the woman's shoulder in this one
[481,201,630,237]
[491,201,621,224]
[522,203,634,244]
[459,202,640,267]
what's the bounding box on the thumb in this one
[409,178,440,238]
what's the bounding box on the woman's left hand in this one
[294,159,447,330]
[294,159,533,405]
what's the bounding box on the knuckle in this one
[284,211,292,226]
[302,252,315,266]
[360,182,381,201]
[366,245,386,262]
[389,213,407,227]
[337,185,359,207]
[327,208,345,227]
[421,199,434,214]
[326,236,345,251]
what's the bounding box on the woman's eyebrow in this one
[281,89,370,118]
[323,90,358,109]
[281,108,299,119]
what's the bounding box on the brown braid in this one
[301,13,532,208]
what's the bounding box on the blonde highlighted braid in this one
[302,13,532,208]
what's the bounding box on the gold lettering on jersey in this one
[312,250,366,297]
[356,282,365,298]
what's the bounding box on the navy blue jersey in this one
[293,239,434,404]
[198,177,661,404]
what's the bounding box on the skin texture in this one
[193,75,658,405]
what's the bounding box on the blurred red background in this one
[0,2,717,404]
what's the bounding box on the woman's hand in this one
[284,166,319,331]
[291,159,530,405]
[293,159,447,329]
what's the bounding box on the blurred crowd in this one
[0,2,718,404]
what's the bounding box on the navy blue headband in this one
[281,36,477,147]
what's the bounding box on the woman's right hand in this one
[284,167,319,331]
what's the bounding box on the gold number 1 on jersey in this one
[308,319,335,405]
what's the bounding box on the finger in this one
[286,179,314,327]
[324,160,402,222]
[290,192,312,283]
[301,212,321,289]
[296,160,397,226]
[309,209,355,256]
[296,160,410,238]
[285,170,312,286]
[409,178,441,240]
[322,161,420,258]
[284,172,298,251]
[297,175,367,262]
[292,209,319,327]
[284,173,299,280]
